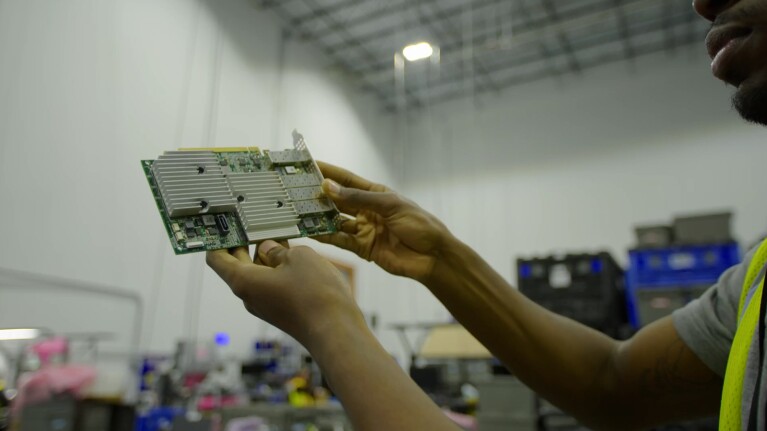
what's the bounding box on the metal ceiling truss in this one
[258,0,708,111]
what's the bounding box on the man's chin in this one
[733,78,767,126]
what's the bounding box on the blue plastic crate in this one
[627,243,740,288]
[625,242,740,328]
[135,407,184,431]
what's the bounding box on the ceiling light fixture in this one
[0,328,42,341]
[402,42,434,62]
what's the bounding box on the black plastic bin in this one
[517,252,629,338]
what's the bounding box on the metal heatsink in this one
[226,172,301,242]
[151,151,237,217]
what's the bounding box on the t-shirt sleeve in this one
[671,245,757,377]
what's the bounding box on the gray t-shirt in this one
[673,245,765,429]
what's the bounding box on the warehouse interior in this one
[0,0,765,430]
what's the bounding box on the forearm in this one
[425,237,624,427]
[313,165,720,428]
[305,313,461,431]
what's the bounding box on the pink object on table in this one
[30,336,68,366]
[12,365,97,414]
[197,394,243,411]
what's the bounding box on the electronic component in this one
[187,241,205,249]
[151,153,237,217]
[268,149,311,165]
[294,199,334,215]
[142,130,340,254]
[202,215,216,227]
[216,214,230,235]
[281,173,320,188]
[288,186,323,201]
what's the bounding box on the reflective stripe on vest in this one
[720,240,767,430]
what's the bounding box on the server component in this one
[142,130,341,254]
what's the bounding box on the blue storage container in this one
[627,242,740,287]
[625,242,741,328]
[135,407,184,431]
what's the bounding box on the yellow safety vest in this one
[720,240,767,430]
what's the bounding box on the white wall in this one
[0,0,401,359]
[394,47,767,322]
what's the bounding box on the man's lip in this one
[706,26,752,60]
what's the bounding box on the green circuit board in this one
[143,135,340,255]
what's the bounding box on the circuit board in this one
[142,131,340,254]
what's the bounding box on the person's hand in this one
[206,241,363,347]
[315,162,454,283]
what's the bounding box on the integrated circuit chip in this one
[202,215,216,227]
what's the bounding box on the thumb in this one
[258,240,288,267]
[323,179,402,217]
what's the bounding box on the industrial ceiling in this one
[259,0,709,111]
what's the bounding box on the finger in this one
[317,161,388,192]
[328,196,362,217]
[257,240,289,268]
[210,249,275,300]
[339,218,357,234]
[230,247,251,263]
[314,232,362,256]
[206,250,243,285]
[323,179,403,217]
[242,300,256,316]
[253,241,289,264]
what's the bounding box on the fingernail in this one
[324,179,342,196]
[259,240,279,257]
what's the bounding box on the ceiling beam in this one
[296,0,424,108]
[265,1,396,109]
[365,0,690,85]
[296,0,442,40]
[540,0,581,73]
[260,0,703,112]
[614,0,637,61]
[257,0,298,9]
[382,11,704,109]
[413,33,700,109]
[324,0,514,58]
[515,0,561,80]
[422,2,500,95]
[348,0,616,77]
[662,0,677,52]
[292,0,361,27]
